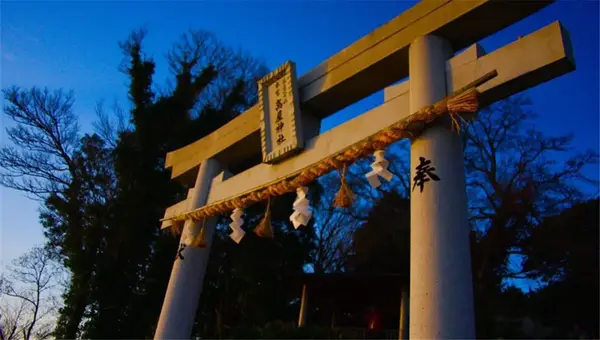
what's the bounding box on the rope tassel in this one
[290,187,312,229]
[229,208,245,244]
[365,150,394,188]
[254,197,274,238]
[160,70,496,228]
[334,166,354,208]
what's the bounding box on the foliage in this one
[524,199,599,338]
[0,87,79,199]
[348,191,410,274]
[79,28,269,338]
[334,95,598,338]
[2,21,598,340]
[0,86,117,339]
[461,95,598,338]
[192,198,315,338]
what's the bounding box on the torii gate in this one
[153,0,575,338]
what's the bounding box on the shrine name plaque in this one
[258,61,304,164]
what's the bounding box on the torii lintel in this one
[163,0,554,183]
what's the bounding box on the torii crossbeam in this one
[153,1,575,339]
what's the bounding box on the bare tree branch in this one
[166,29,266,118]
[1,87,79,199]
[92,99,131,149]
[0,246,65,340]
[464,94,598,284]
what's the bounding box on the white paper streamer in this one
[290,186,312,229]
[229,208,245,244]
[365,150,394,188]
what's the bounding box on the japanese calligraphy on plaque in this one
[258,61,304,164]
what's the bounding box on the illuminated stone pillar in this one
[408,35,475,339]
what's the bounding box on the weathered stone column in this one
[155,159,222,339]
[408,35,475,339]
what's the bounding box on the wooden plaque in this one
[258,61,304,164]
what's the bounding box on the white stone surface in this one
[154,158,223,340]
[200,21,574,209]
[164,1,553,181]
[408,34,475,339]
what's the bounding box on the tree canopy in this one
[1,25,597,340]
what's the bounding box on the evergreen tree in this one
[80,29,274,338]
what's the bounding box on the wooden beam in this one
[164,0,554,181]
[203,21,574,206]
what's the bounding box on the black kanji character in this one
[276,121,284,132]
[412,157,440,193]
[276,134,286,144]
[176,243,186,260]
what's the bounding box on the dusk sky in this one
[1,1,598,269]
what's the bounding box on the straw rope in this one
[254,197,274,238]
[162,70,497,229]
[333,165,354,209]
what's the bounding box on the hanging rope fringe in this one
[448,89,478,133]
[254,197,274,238]
[160,70,497,228]
[334,166,354,208]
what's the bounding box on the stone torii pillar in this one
[156,4,574,335]
[154,159,223,339]
[408,35,475,339]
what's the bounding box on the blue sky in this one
[1,1,598,269]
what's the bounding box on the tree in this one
[0,86,116,339]
[333,94,597,337]
[0,87,79,199]
[0,27,269,339]
[79,28,269,338]
[1,297,28,340]
[307,141,411,274]
[188,188,316,338]
[306,175,357,274]
[523,198,599,337]
[348,191,410,275]
[463,94,598,337]
[0,246,64,340]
